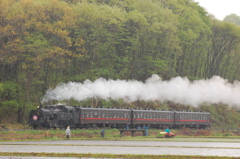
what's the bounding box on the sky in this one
[194,0,240,20]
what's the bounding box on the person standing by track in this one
[66,126,71,139]
[101,129,105,138]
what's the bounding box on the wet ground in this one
[1,139,240,157]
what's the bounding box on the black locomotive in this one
[29,105,210,129]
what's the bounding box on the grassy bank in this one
[0,128,240,141]
[0,152,236,159]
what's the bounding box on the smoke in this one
[42,74,240,107]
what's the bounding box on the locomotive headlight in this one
[33,115,38,121]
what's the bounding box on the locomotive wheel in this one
[32,125,38,129]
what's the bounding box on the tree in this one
[161,0,211,78]
[224,14,240,26]
[205,20,240,78]
[0,0,81,122]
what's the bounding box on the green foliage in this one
[0,0,240,127]
[156,133,165,138]
[0,100,19,123]
[224,14,240,26]
[1,81,19,101]
[0,83,3,94]
[199,104,240,129]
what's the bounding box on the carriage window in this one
[197,115,200,120]
[118,112,122,118]
[121,112,124,118]
[94,111,97,117]
[109,112,112,118]
[81,111,86,117]
[146,113,149,119]
[98,111,101,118]
[192,115,195,120]
[85,112,89,117]
[90,111,93,118]
[102,112,105,118]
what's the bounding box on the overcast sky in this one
[194,0,240,20]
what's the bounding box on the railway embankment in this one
[0,128,240,142]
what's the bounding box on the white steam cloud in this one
[42,74,240,107]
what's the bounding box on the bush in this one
[156,133,165,138]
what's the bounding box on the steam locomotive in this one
[29,105,210,129]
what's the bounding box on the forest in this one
[0,0,240,129]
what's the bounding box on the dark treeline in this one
[0,0,240,128]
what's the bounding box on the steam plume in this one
[42,74,240,107]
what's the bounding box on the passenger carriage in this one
[174,111,211,129]
[131,109,175,129]
[78,107,132,128]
